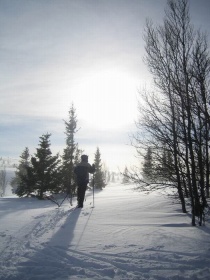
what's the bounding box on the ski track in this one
[0,185,210,280]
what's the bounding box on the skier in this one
[74,154,95,208]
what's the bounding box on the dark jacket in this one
[74,161,95,185]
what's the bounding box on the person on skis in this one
[74,154,95,208]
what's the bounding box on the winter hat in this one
[81,154,88,162]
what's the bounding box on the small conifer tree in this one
[155,146,175,182]
[93,147,106,189]
[122,167,130,184]
[142,147,153,182]
[13,147,33,197]
[62,104,81,195]
[31,133,61,199]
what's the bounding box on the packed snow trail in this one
[0,183,210,280]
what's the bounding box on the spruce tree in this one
[15,165,36,197]
[122,167,130,184]
[155,147,168,181]
[93,147,106,189]
[155,147,175,182]
[142,147,153,182]
[13,147,34,197]
[31,133,61,199]
[62,104,81,195]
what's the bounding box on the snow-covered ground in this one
[0,183,210,280]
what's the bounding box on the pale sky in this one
[1,0,210,171]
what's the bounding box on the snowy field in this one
[0,183,210,280]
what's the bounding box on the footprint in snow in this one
[103,244,116,250]
[82,212,89,216]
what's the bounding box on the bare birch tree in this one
[131,0,210,225]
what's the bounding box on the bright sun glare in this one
[71,69,138,130]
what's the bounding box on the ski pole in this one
[70,184,73,206]
[92,174,95,207]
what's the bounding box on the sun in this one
[71,68,138,130]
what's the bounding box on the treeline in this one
[129,0,210,226]
[0,157,18,168]
[11,105,106,199]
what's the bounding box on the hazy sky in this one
[1,0,210,171]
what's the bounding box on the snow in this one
[0,183,210,280]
